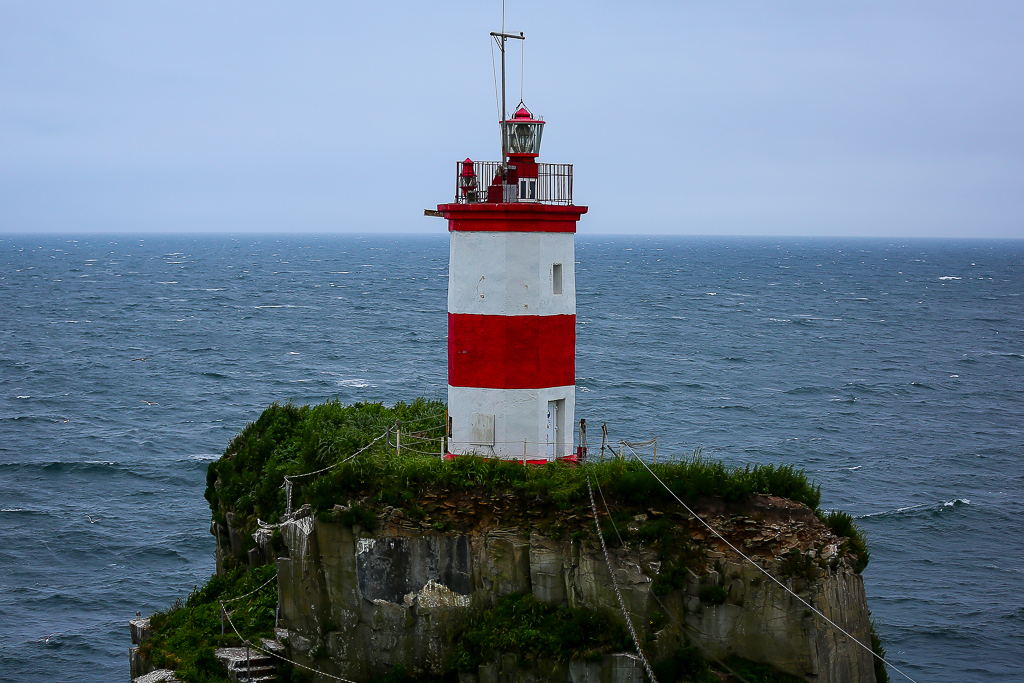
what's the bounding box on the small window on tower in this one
[518,178,537,200]
[552,263,563,295]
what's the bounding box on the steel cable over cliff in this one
[619,442,919,683]
[222,597,358,683]
[584,466,659,683]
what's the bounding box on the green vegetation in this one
[652,640,715,682]
[449,593,630,670]
[779,547,818,580]
[367,664,447,683]
[206,400,822,547]
[819,509,871,573]
[205,398,447,534]
[871,621,891,683]
[139,565,278,683]
[650,644,810,683]
[720,656,808,683]
[698,585,728,605]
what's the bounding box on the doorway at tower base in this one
[447,384,575,461]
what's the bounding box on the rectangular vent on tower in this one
[469,413,495,446]
[552,263,563,295]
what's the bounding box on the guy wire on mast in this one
[490,28,525,167]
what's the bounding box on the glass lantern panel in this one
[503,121,544,155]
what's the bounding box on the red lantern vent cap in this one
[507,103,542,123]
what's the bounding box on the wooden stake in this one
[600,423,608,463]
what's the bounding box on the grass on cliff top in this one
[450,592,630,670]
[206,399,822,537]
[140,565,277,683]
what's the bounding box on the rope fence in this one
[221,571,279,605]
[222,598,357,683]
[284,428,391,516]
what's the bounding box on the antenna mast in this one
[490,27,525,167]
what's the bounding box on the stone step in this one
[214,646,278,683]
[229,666,275,676]
[229,662,276,672]
[132,671,181,683]
[227,657,275,669]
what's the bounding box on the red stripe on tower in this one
[448,313,575,389]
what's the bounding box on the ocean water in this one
[0,233,1021,682]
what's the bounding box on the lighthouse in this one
[437,32,587,462]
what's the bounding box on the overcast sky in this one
[2,1,1022,237]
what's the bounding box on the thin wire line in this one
[221,571,278,604]
[490,38,501,123]
[584,466,658,682]
[287,429,390,481]
[284,428,391,515]
[621,443,918,683]
[520,38,524,102]
[222,603,358,683]
[592,474,755,683]
[397,410,448,426]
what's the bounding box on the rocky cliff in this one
[212,488,877,683]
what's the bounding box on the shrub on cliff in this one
[819,509,871,573]
[140,565,278,683]
[205,398,445,528]
[450,593,630,670]
[206,399,822,541]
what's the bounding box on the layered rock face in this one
[252,496,876,683]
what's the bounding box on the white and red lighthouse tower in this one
[438,42,587,461]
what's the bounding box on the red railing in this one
[454,161,574,205]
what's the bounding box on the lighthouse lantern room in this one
[437,30,587,462]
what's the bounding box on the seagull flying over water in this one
[37,633,59,644]
[130,357,148,362]
[140,400,160,406]
[85,514,99,523]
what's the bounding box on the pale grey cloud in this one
[2,1,1021,237]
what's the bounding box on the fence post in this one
[653,437,658,464]
[396,421,401,457]
[579,419,587,464]
[600,423,608,463]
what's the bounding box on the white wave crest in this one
[338,379,374,388]
[858,498,970,518]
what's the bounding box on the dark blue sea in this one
[1,234,1021,682]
